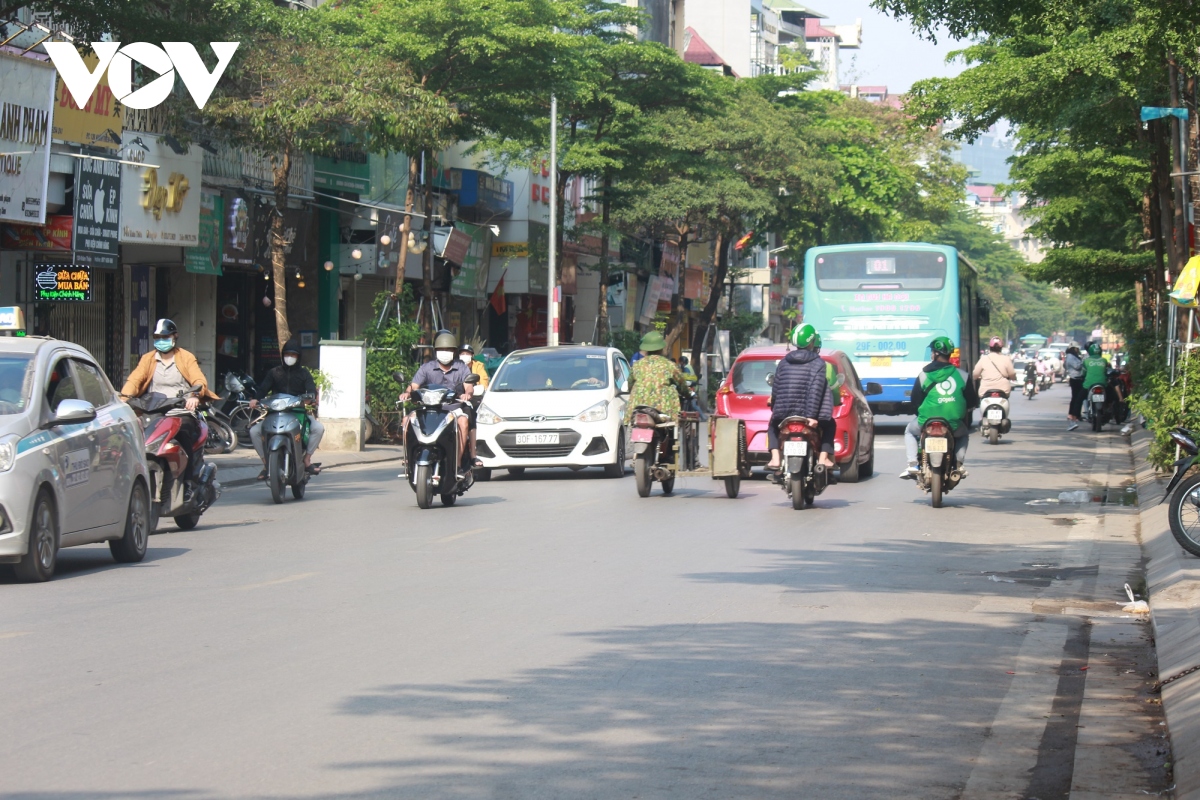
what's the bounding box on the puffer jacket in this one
[769,348,832,422]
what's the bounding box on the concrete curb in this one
[1133,426,1200,798]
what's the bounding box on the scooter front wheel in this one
[268,449,286,504]
[414,463,434,509]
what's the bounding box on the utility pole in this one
[548,93,559,346]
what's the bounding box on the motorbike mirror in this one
[864,382,884,396]
[765,373,775,386]
[464,373,480,385]
[47,398,96,427]
[392,370,407,386]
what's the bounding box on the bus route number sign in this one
[33,263,92,302]
[865,257,896,275]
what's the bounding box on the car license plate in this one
[516,433,560,445]
[630,428,654,443]
[784,440,808,456]
[987,409,1003,421]
[870,356,892,367]
[925,438,948,453]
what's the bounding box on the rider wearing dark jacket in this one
[766,324,834,470]
[257,340,318,399]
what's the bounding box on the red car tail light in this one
[925,420,949,436]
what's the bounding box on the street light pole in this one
[548,93,559,346]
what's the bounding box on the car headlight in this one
[0,435,16,472]
[576,400,608,423]
[477,404,501,425]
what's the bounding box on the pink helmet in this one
[988,336,1003,351]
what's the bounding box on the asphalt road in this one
[0,382,1169,798]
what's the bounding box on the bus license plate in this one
[784,441,808,456]
[870,356,892,367]
[987,409,1003,421]
[516,433,560,445]
[925,438,948,453]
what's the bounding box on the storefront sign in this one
[119,132,202,244]
[51,53,122,149]
[450,223,491,298]
[33,262,91,302]
[492,242,529,258]
[313,151,370,194]
[1,215,72,251]
[74,157,121,260]
[186,191,224,274]
[222,192,256,267]
[0,53,55,225]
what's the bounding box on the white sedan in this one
[474,346,631,478]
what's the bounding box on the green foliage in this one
[728,312,767,355]
[1131,346,1200,469]
[360,289,423,421]
[607,329,642,360]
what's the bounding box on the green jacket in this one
[1081,355,1108,389]
[826,362,842,407]
[916,363,969,427]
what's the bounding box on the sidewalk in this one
[1135,426,1200,798]
[207,443,404,487]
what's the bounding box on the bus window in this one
[814,249,947,291]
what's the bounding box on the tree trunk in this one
[663,228,689,351]
[597,174,611,346]
[1170,58,1188,277]
[690,228,728,369]
[391,154,420,296]
[421,150,435,332]
[271,145,292,347]
[1156,118,1176,284]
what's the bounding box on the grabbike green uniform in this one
[906,361,975,468]
[1081,355,1108,390]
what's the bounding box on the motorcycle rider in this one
[248,339,324,480]
[1064,344,1085,429]
[399,330,477,476]
[1081,341,1110,416]
[765,324,834,473]
[624,331,688,424]
[120,318,219,454]
[459,343,490,389]
[972,336,1015,398]
[812,333,844,408]
[1036,355,1054,386]
[1023,360,1039,395]
[901,336,979,479]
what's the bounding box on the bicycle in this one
[227,400,266,446]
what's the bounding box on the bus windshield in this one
[814,249,947,291]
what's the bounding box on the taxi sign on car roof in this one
[0,307,26,333]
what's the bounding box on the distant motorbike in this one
[1163,427,1200,556]
[1023,370,1037,399]
[260,392,316,504]
[1038,371,1053,391]
[397,370,481,508]
[1086,383,1111,431]
[127,387,220,531]
[914,417,964,508]
[630,405,676,497]
[979,390,1011,445]
[776,416,833,510]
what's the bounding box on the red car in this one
[714,345,879,482]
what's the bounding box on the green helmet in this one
[433,331,458,350]
[812,332,823,350]
[930,336,955,357]
[791,324,818,349]
[639,330,666,352]
[1087,342,1101,357]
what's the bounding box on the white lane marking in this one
[874,440,905,450]
[0,631,31,640]
[237,572,318,591]
[961,623,1069,799]
[436,527,490,544]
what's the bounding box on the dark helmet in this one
[153,319,178,337]
[434,331,458,350]
[281,338,301,356]
[459,342,475,354]
[930,336,955,357]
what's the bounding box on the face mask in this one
[153,338,174,353]
[460,354,472,364]
[283,355,298,366]
[436,350,454,365]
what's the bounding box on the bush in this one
[360,287,423,421]
[1130,335,1195,469]
[608,329,642,359]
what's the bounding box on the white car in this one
[475,346,631,478]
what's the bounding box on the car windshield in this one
[0,354,34,414]
[491,352,610,392]
[731,359,780,395]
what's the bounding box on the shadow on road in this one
[0,546,190,584]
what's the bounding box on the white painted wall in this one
[687,0,752,76]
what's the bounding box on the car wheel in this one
[604,428,626,478]
[507,467,525,478]
[110,480,149,563]
[860,440,875,479]
[840,451,860,483]
[14,491,57,582]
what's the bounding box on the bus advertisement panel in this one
[803,243,980,415]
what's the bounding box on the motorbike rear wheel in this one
[268,449,286,505]
[634,453,652,497]
[415,463,434,509]
[1092,412,1102,432]
[790,475,805,510]
[988,428,999,445]
[661,473,675,495]
[724,475,740,498]
[292,479,306,500]
[174,512,200,530]
[441,488,458,507]
[931,472,944,508]
[1168,473,1200,557]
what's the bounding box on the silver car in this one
[0,335,151,582]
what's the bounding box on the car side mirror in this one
[619,379,630,394]
[464,373,480,385]
[49,398,96,427]
[392,370,407,385]
[864,382,884,396]
[765,373,775,386]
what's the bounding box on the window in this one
[815,249,948,291]
[731,359,780,395]
[612,354,630,389]
[72,359,112,408]
[0,354,34,415]
[45,358,79,413]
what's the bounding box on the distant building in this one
[754,0,860,88]
[684,27,739,76]
[627,0,688,56]
[949,124,1016,186]
[839,84,904,109]
[965,185,1046,263]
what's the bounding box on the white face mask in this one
[283,355,298,366]
[460,354,472,364]
[436,350,454,365]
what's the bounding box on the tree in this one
[203,24,454,345]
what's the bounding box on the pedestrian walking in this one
[1064,345,1084,430]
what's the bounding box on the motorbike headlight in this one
[477,404,501,425]
[267,396,295,411]
[576,400,608,423]
[225,373,244,393]
[0,435,17,473]
[420,388,448,406]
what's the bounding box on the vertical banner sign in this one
[73,157,121,262]
[450,222,492,298]
[185,191,224,274]
[222,192,255,268]
[129,265,150,363]
[0,53,56,225]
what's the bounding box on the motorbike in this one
[1023,369,1037,399]
[915,417,964,508]
[1162,427,1200,556]
[200,405,237,455]
[260,392,317,504]
[127,387,221,531]
[220,371,259,445]
[630,405,677,497]
[776,416,833,510]
[396,370,481,508]
[979,390,1011,444]
[1085,382,1111,431]
[1038,371,1053,391]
